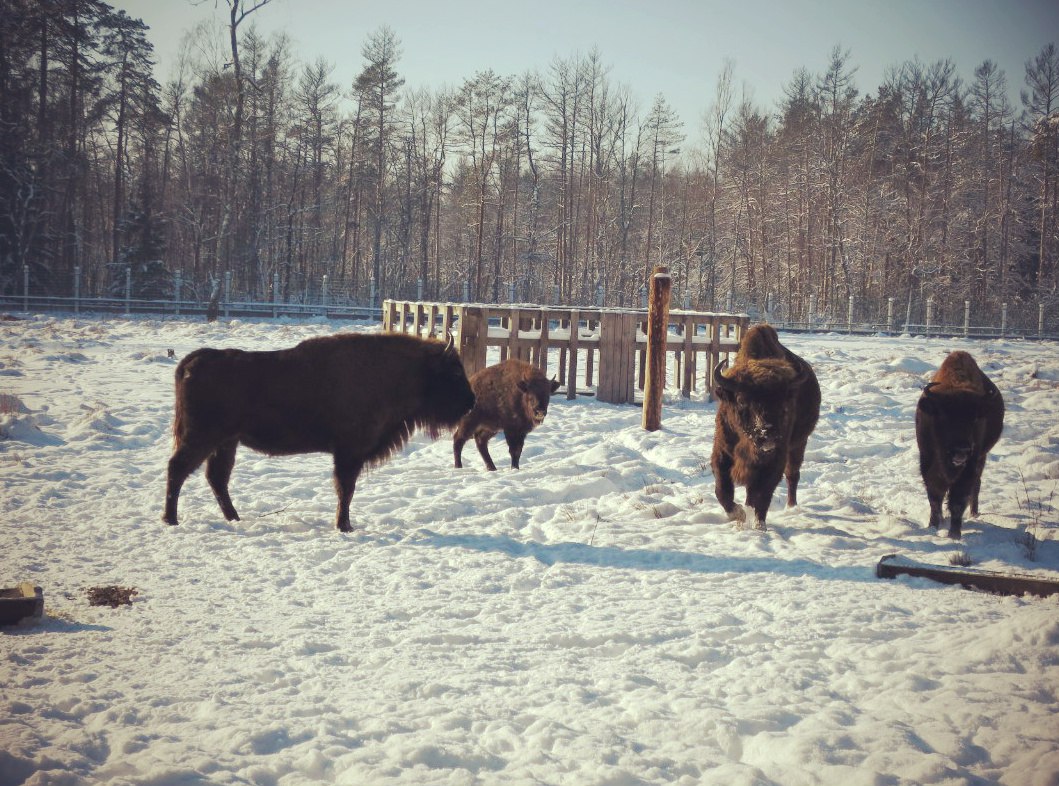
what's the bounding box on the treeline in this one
[1,0,1057,327]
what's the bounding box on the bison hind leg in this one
[206,440,240,521]
[163,441,215,525]
[332,452,364,533]
[474,430,498,472]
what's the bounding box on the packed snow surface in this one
[2,315,1058,786]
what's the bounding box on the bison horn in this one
[922,381,939,396]
[443,333,457,354]
[713,359,739,392]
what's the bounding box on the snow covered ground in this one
[1,314,1058,786]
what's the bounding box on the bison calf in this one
[454,358,560,471]
[915,350,1004,539]
[711,324,820,531]
[163,333,475,532]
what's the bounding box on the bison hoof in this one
[726,504,746,524]
[947,529,962,540]
[162,514,178,526]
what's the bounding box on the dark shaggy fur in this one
[711,324,821,531]
[915,350,1004,539]
[163,333,475,532]
[453,359,561,471]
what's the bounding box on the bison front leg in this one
[332,452,364,533]
[946,465,978,540]
[205,440,240,521]
[712,449,744,524]
[969,455,987,517]
[506,431,527,469]
[163,441,213,525]
[785,438,808,508]
[925,485,945,532]
[745,467,783,532]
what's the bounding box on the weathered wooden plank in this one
[566,310,579,399]
[876,554,1059,597]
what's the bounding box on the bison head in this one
[517,375,561,426]
[917,382,997,469]
[426,335,477,424]
[713,359,808,455]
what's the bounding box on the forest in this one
[1,0,1057,329]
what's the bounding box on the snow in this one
[2,314,1058,786]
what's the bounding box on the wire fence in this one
[2,265,1057,340]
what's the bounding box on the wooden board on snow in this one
[876,554,1059,598]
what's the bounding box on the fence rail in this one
[0,293,380,321]
[383,300,749,404]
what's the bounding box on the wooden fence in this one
[382,300,749,404]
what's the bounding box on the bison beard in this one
[162,333,475,532]
[915,351,1004,539]
[710,324,820,531]
[453,359,560,471]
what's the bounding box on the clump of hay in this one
[85,586,138,608]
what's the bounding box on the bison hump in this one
[933,351,986,394]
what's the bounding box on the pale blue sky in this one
[117,0,1056,134]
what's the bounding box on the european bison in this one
[711,324,821,531]
[163,333,475,532]
[453,358,560,471]
[915,350,1004,539]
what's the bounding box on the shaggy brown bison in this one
[915,350,1004,539]
[163,333,475,532]
[711,324,821,531]
[453,358,561,471]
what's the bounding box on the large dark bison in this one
[453,358,561,471]
[915,350,1004,539]
[711,324,821,531]
[163,332,475,532]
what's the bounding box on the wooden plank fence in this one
[383,300,749,404]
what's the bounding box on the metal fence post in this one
[808,294,816,330]
[370,275,377,307]
[322,274,329,316]
[223,271,232,318]
[23,264,29,312]
[886,297,894,333]
[726,290,734,313]
[639,283,647,308]
[509,280,516,304]
[174,270,182,315]
[595,283,603,307]
[1039,303,1045,338]
[925,296,934,336]
[74,266,81,315]
[963,300,970,338]
[462,280,469,303]
[273,272,280,318]
[847,295,854,334]
[1001,303,1008,337]
[125,266,132,316]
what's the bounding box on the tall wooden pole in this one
[642,265,672,431]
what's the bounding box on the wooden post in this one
[642,266,672,431]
